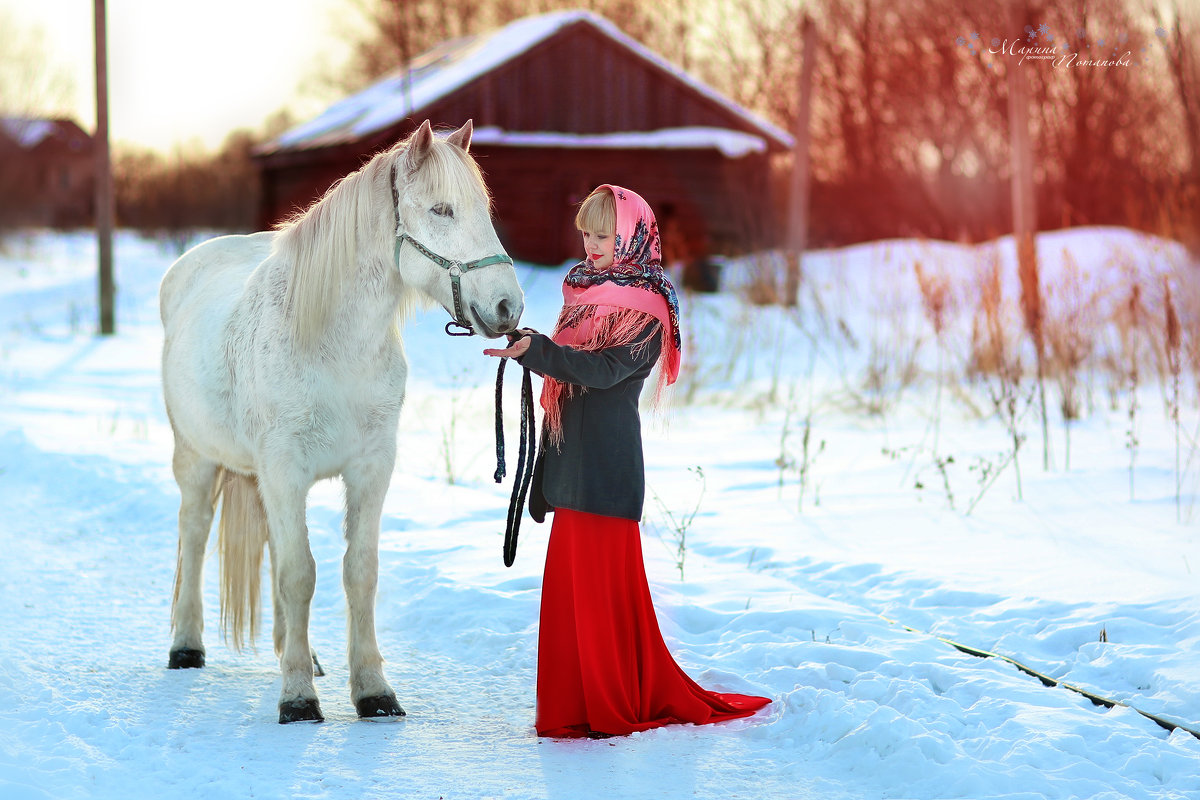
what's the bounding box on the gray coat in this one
[518,323,662,522]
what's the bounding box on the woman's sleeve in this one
[518,322,662,390]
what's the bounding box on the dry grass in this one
[677,233,1199,512]
[967,249,1021,381]
[914,260,950,338]
[742,251,787,306]
[1043,248,1098,467]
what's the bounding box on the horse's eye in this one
[431,203,453,218]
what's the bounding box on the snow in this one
[1,227,1199,800]
[267,10,792,154]
[470,126,768,158]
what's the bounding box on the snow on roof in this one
[1,117,58,149]
[268,10,793,153]
[471,126,769,158]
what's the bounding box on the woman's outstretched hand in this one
[484,331,532,359]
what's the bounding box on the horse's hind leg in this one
[343,456,403,718]
[169,439,220,669]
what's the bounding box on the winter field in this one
[0,228,1198,800]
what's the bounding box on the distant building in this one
[255,10,792,267]
[0,117,95,228]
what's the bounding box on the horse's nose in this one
[497,297,522,330]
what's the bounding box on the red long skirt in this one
[535,508,770,738]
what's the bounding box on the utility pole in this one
[94,0,115,335]
[1007,0,1048,469]
[785,13,818,307]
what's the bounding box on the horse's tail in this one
[216,469,268,652]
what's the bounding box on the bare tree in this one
[1152,0,1199,183]
[305,0,479,98]
[1147,0,1200,250]
[0,11,76,118]
[699,0,798,119]
[114,133,261,236]
[311,0,686,100]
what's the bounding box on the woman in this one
[485,185,769,738]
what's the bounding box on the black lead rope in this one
[494,356,537,567]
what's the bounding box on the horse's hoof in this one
[278,699,324,724]
[168,648,205,669]
[356,694,405,719]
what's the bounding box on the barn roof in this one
[0,117,92,151]
[471,126,771,158]
[262,10,792,155]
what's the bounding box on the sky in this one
[1,0,356,152]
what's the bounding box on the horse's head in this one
[391,120,523,338]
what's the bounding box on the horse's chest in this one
[323,378,402,433]
[292,370,404,470]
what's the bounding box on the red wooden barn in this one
[254,10,792,267]
[0,117,94,228]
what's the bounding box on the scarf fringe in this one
[540,306,671,447]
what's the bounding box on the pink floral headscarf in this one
[541,185,683,443]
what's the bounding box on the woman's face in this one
[580,227,615,271]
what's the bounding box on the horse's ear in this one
[405,120,435,173]
[446,120,473,152]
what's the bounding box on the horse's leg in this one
[343,455,404,718]
[257,468,323,723]
[168,438,220,669]
[270,548,286,659]
[267,543,325,676]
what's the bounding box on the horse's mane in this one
[274,132,491,349]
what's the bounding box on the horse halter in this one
[390,161,514,336]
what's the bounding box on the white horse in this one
[160,120,523,723]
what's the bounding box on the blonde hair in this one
[575,187,616,233]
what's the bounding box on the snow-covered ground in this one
[0,228,1197,800]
